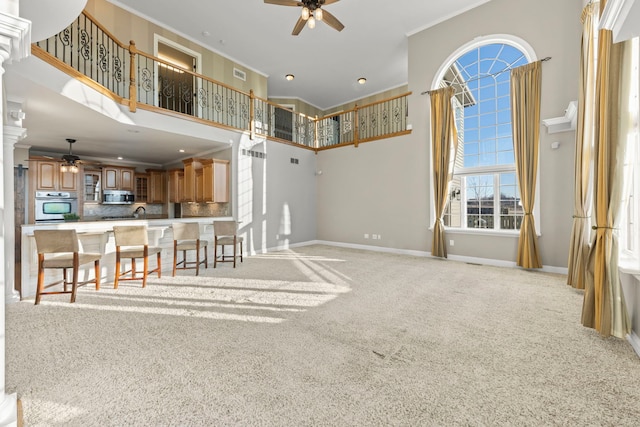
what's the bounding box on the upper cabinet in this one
[83,170,101,202]
[34,160,78,192]
[102,165,135,191]
[168,168,184,203]
[135,169,167,204]
[201,159,230,203]
[182,157,229,203]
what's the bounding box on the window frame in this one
[429,35,541,236]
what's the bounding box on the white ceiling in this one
[111,0,491,110]
[6,0,491,165]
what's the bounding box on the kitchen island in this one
[20,217,233,300]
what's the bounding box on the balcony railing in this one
[33,10,411,151]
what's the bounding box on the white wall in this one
[237,137,317,254]
[316,0,582,268]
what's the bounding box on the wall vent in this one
[233,68,247,81]
[290,158,299,164]
[242,148,266,159]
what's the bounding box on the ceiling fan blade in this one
[264,0,302,6]
[292,16,306,36]
[321,10,344,32]
[322,0,341,5]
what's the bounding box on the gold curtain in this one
[581,0,631,338]
[430,86,458,258]
[567,3,598,289]
[510,61,542,268]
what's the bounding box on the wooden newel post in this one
[249,90,255,140]
[314,115,319,150]
[354,104,359,148]
[128,40,137,113]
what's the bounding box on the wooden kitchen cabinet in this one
[102,166,135,191]
[135,173,149,202]
[83,170,101,202]
[135,170,166,204]
[168,168,184,203]
[34,160,78,191]
[182,158,198,203]
[147,169,166,204]
[200,158,230,203]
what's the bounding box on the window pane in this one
[465,142,479,154]
[465,116,479,129]
[465,129,479,142]
[497,96,510,110]
[480,112,497,126]
[497,110,510,124]
[497,151,514,164]
[480,127,497,140]
[464,155,479,168]
[497,137,512,151]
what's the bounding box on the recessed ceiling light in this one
[358,77,367,85]
[117,156,123,160]
[285,74,295,81]
[179,149,185,153]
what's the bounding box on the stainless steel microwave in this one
[102,190,135,204]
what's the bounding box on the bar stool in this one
[214,221,243,268]
[113,225,162,288]
[172,222,208,276]
[33,229,101,305]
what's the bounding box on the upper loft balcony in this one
[17,9,411,165]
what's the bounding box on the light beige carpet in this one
[6,245,640,426]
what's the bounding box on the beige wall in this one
[316,0,582,268]
[84,0,267,98]
[267,98,324,119]
[323,85,409,116]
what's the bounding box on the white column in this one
[0,8,31,427]
[4,125,27,304]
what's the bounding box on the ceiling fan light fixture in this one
[358,77,367,84]
[60,164,68,173]
[315,8,323,21]
[285,74,295,81]
[301,6,310,20]
[307,16,316,29]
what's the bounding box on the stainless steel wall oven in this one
[34,191,78,222]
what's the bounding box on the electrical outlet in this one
[364,233,369,239]
[450,240,454,246]
[373,234,378,240]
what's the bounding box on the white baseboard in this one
[628,331,640,358]
[304,240,568,274]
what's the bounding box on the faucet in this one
[134,205,146,219]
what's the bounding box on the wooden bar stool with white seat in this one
[172,222,208,276]
[214,220,243,268]
[113,225,162,288]
[33,229,102,305]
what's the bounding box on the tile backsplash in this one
[83,203,164,218]
[181,203,230,217]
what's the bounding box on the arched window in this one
[435,38,535,232]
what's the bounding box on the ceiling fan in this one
[264,0,345,36]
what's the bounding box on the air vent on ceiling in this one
[233,68,246,81]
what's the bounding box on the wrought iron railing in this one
[33,10,411,151]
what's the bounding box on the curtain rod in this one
[421,56,552,95]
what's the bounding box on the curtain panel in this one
[567,3,598,289]
[581,0,631,338]
[430,86,458,258]
[510,61,543,269]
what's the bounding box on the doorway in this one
[154,36,202,117]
